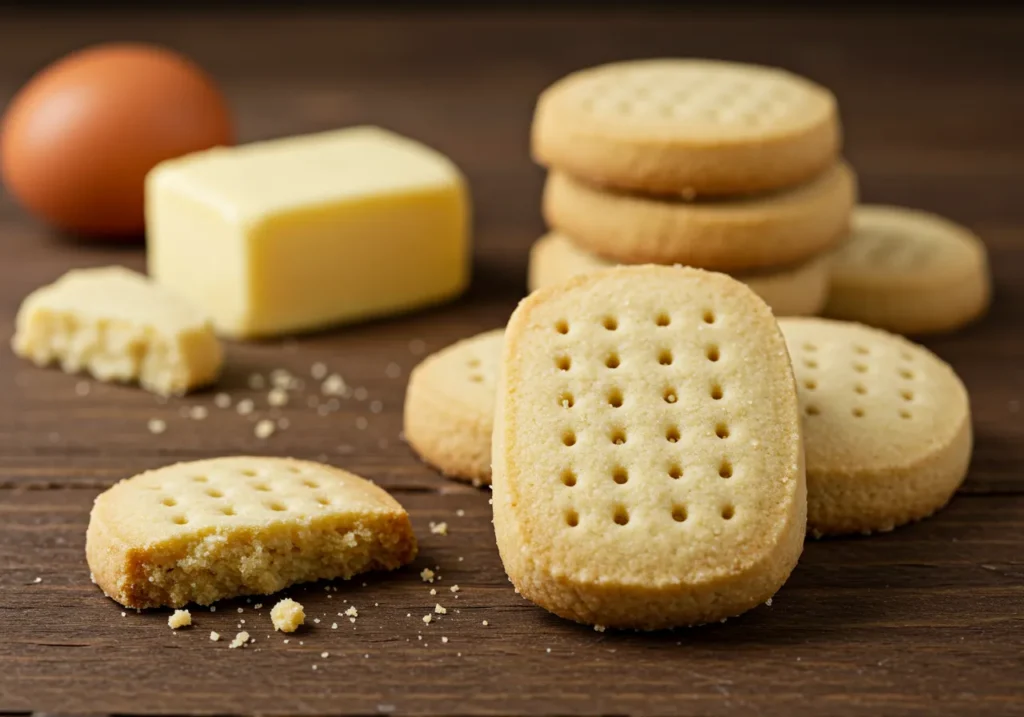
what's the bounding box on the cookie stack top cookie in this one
[532,58,841,197]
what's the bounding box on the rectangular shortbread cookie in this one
[492,265,806,630]
[11,266,222,396]
[86,457,417,608]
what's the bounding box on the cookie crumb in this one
[332,622,338,629]
[429,588,436,596]
[236,398,255,416]
[422,614,432,624]
[209,631,220,641]
[450,585,460,593]
[482,620,488,626]
[254,419,276,439]
[168,609,192,629]
[765,597,773,607]
[189,406,208,420]
[594,625,606,633]
[268,387,289,407]
[345,606,358,618]
[147,418,167,435]
[456,509,465,517]
[434,604,447,615]
[121,612,126,617]
[442,636,449,644]
[214,392,231,408]
[322,374,347,396]
[321,651,329,659]
[420,568,435,583]
[429,521,448,536]
[229,631,250,648]
[271,598,305,633]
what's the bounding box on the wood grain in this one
[1,8,1022,716]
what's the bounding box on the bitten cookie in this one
[825,205,991,335]
[492,265,806,630]
[543,162,854,271]
[86,457,418,608]
[779,318,972,536]
[528,232,831,317]
[403,329,504,485]
[532,58,841,196]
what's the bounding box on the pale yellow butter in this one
[146,126,471,338]
[11,266,223,396]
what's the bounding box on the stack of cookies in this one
[527,58,857,317]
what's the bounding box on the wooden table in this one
[1,8,1022,716]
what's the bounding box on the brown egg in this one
[0,43,234,238]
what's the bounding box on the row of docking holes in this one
[554,309,716,336]
[800,342,917,420]
[559,459,733,489]
[151,472,331,525]
[564,503,735,528]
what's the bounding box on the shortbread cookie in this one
[532,58,840,196]
[528,232,831,317]
[824,205,991,334]
[12,266,222,396]
[492,265,806,630]
[543,162,854,271]
[86,457,417,608]
[404,329,503,485]
[779,318,971,536]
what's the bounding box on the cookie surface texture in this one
[532,58,840,196]
[780,318,972,536]
[86,457,418,608]
[404,329,504,485]
[543,162,854,271]
[528,232,831,318]
[824,205,991,334]
[492,265,806,630]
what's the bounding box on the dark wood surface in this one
[1,8,1023,717]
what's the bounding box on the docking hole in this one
[656,313,671,327]
[710,384,723,400]
[719,460,733,479]
[658,349,674,365]
[715,423,730,439]
[721,505,735,520]
[602,316,618,331]
[565,510,579,527]
[672,505,687,522]
[605,352,621,369]
[706,345,720,362]
[556,355,572,371]
[555,319,569,334]
[666,426,681,443]
[561,470,577,487]
[559,392,575,408]
[613,506,630,525]
[562,430,577,447]
[612,467,629,485]
[608,389,624,408]
[668,464,683,480]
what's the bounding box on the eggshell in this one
[0,43,233,238]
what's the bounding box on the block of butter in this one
[12,266,223,396]
[146,126,471,338]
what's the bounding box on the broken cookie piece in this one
[86,456,418,609]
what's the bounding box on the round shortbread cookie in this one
[824,205,991,335]
[493,265,806,629]
[528,232,831,317]
[542,162,855,271]
[779,318,972,537]
[532,58,841,196]
[403,329,503,486]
